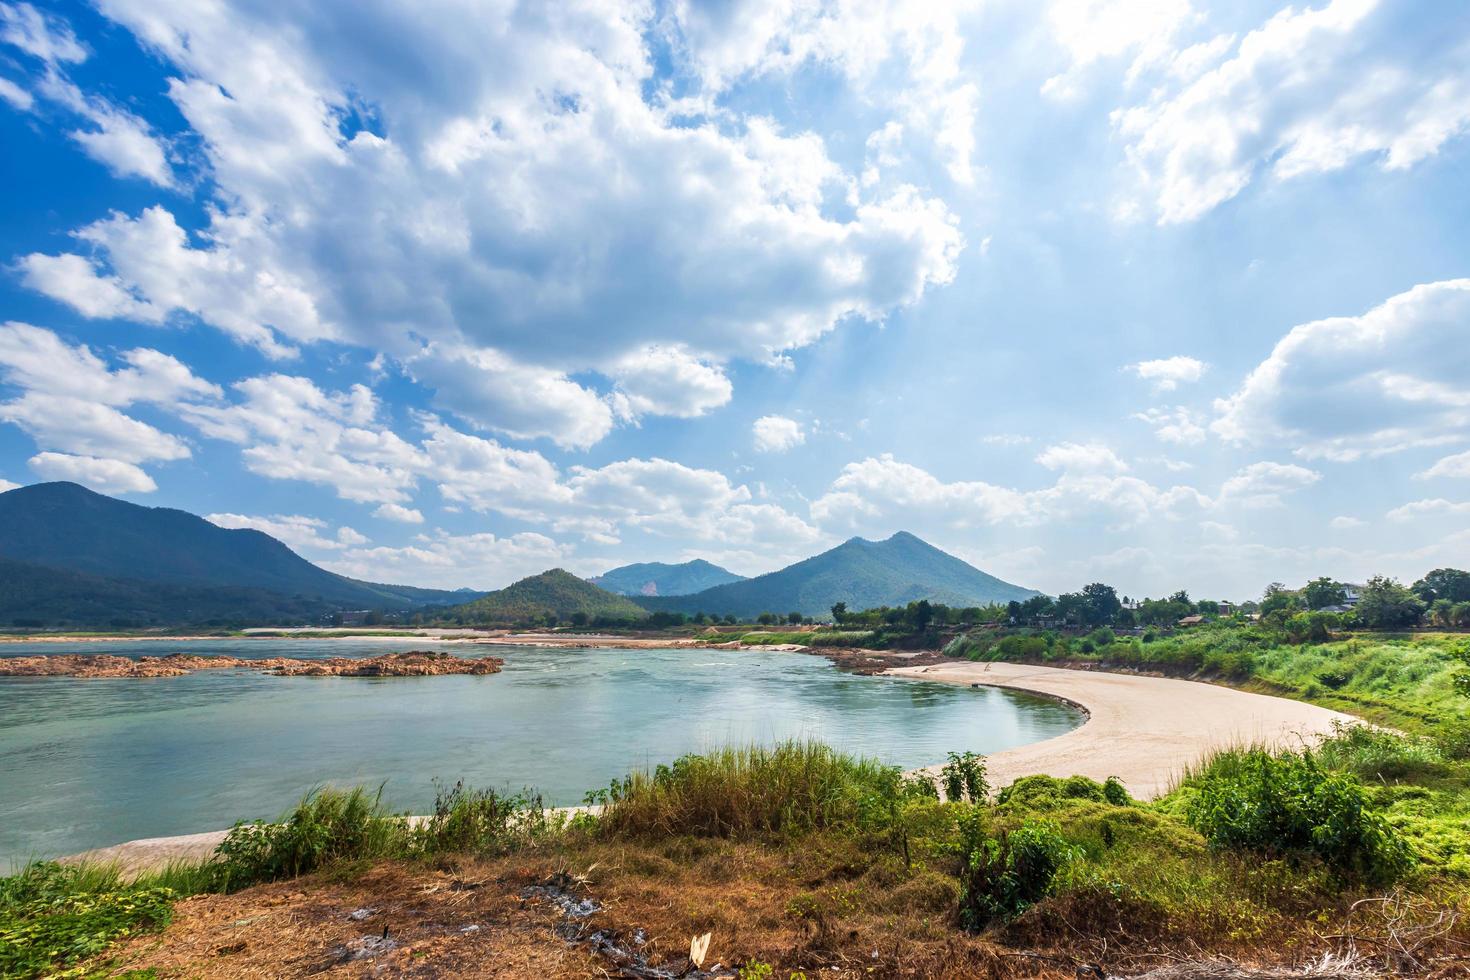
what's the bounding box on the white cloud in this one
[1199,520,1238,542]
[182,374,424,506]
[28,452,155,493]
[1213,279,1470,461]
[0,323,215,468]
[320,531,573,592]
[810,452,1205,532]
[1419,449,1470,480]
[207,512,369,553]
[1114,0,1470,222]
[1130,355,1206,391]
[1041,0,1197,99]
[1217,461,1320,508]
[1386,498,1470,522]
[373,503,424,524]
[610,346,732,420]
[23,0,964,445]
[1035,441,1129,473]
[33,73,174,186]
[0,477,20,492]
[752,415,806,453]
[0,74,33,110]
[669,0,982,184]
[0,3,86,65]
[1133,406,1206,445]
[17,254,161,322]
[979,433,1031,446]
[1330,515,1364,529]
[407,344,614,450]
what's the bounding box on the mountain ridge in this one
[450,568,647,623]
[589,559,746,596]
[0,482,477,610]
[635,531,1040,618]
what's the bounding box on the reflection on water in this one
[0,641,1081,864]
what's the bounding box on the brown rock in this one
[0,650,503,678]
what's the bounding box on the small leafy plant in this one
[941,751,989,803]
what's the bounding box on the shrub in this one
[1182,747,1415,885]
[955,816,1074,930]
[213,786,406,888]
[594,741,907,838]
[0,862,175,978]
[1088,627,1116,647]
[411,780,550,856]
[941,752,989,803]
[997,774,1121,810]
[1102,776,1131,807]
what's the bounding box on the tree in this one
[907,599,934,630]
[1354,576,1426,629]
[570,611,588,627]
[830,602,847,623]
[1054,592,1087,626]
[1081,583,1122,626]
[756,612,777,625]
[1413,568,1470,604]
[1261,583,1300,616]
[787,610,803,624]
[1302,577,1348,610]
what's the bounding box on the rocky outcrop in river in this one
[0,651,504,678]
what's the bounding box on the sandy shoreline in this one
[887,660,1356,800]
[56,657,1361,874]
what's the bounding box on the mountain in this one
[0,556,347,629]
[589,559,746,597]
[450,569,648,623]
[635,531,1041,618]
[0,482,477,612]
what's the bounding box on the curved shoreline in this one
[886,660,1357,800]
[60,657,1357,874]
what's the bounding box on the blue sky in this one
[1,0,1469,599]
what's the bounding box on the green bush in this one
[1182,747,1415,885]
[594,741,910,838]
[997,774,1120,810]
[213,786,406,888]
[955,815,1074,930]
[941,752,989,803]
[0,862,175,978]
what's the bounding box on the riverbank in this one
[887,660,1357,799]
[0,650,504,677]
[63,656,1355,872]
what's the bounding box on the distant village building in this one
[1177,615,1206,627]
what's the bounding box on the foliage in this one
[1354,575,1427,629]
[593,741,919,838]
[1180,746,1415,885]
[212,786,404,888]
[451,568,648,625]
[0,862,175,979]
[1302,577,1348,610]
[1413,567,1470,604]
[941,752,989,803]
[954,814,1074,930]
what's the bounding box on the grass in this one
[738,629,876,647]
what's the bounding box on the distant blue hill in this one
[634,531,1041,619]
[589,559,746,596]
[0,482,480,617]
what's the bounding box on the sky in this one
[1,0,1468,601]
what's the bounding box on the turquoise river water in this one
[0,640,1081,865]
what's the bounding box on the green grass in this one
[738,629,876,647]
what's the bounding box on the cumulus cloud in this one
[1035,441,1129,473]
[1419,449,1470,480]
[1213,279,1470,461]
[611,346,732,420]
[0,476,21,492]
[1330,515,1365,529]
[19,0,964,445]
[810,452,1205,533]
[0,323,216,474]
[207,512,368,553]
[1386,498,1470,522]
[28,451,156,493]
[1217,461,1320,508]
[1130,355,1206,391]
[373,503,424,524]
[1041,0,1197,99]
[1133,406,1206,445]
[321,530,574,592]
[752,415,806,453]
[1114,0,1470,222]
